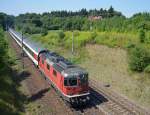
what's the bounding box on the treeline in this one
[14,12,150,35]
[1,6,150,35]
[14,6,124,34]
[96,12,150,32]
[0,13,14,30]
[0,27,26,115]
[0,28,8,66]
[46,6,122,17]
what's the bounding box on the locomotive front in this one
[62,67,90,104]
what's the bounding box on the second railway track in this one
[8,32,105,115]
[8,32,150,115]
[89,79,150,115]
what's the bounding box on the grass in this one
[30,30,141,65]
[80,44,150,108]
[0,33,27,115]
[30,30,142,49]
[95,32,139,48]
[29,30,150,109]
[1,33,51,115]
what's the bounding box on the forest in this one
[0,6,150,73]
[0,6,150,33]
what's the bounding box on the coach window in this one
[53,70,57,77]
[47,64,50,70]
[42,59,44,64]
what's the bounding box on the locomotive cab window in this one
[64,78,77,86]
[42,59,44,64]
[64,79,68,86]
[68,78,77,86]
[80,74,88,84]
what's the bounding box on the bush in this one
[41,29,48,36]
[74,31,79,37]
[129,45,150,72]
[87,32,97,44]
[126,42,135,49]
[0,29,8,62]
[58,31,65,39]
[144,65,150,73]
[139,29,145,43]
[91,32,97,39]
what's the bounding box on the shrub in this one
[144,65,150,73]
[126,42,135,49]
[139,29,145,43]
[129,45,150,72]
[91,32,97,39]
[41,29,48,36]
[74,31,79,37]
[0,29,8,61]
[86,32,97,44]
[58,31,65,39]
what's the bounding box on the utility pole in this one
[72,31,74,55]
[90,22,93,31]
[20,19,41,74]
[21,31,24,74]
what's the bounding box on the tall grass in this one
[30,31,150,69]
[95,32,139,48]
[30,30,150,107]
[31,31,140,49]
[0,33,27,115]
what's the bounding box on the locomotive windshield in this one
[64,78,77,86]
[69,78,77,86]
[64,74,88,86]
[79,74,88,85]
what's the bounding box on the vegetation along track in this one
[89,79,150,115]
[8,32,150,115]
[7,32,105,115]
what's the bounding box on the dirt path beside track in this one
[7,33,105,115]
[8,33,76,115]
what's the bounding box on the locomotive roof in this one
[62,67,88,77]
[44,51,88,77]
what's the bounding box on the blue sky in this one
[0,0,149,17]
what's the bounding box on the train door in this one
[52,69,57,84]
[60,75,63,91]
[62,78,68,94]
[39,54,45,72]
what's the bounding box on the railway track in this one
[8,33,105,115]
[8,32,149,115]
[89,79,150,115]
[8,33,75,115]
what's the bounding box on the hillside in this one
[0,29,26,115]
[30,30,150,109]
[82,44,150,109]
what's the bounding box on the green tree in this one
[129,45,150,72]
[58,31,65,39]
[0,28,8,67]
[139,29,145,43]
[41,28,48,36]
[108,6,114,17]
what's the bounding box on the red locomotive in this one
[9,28,90,104]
